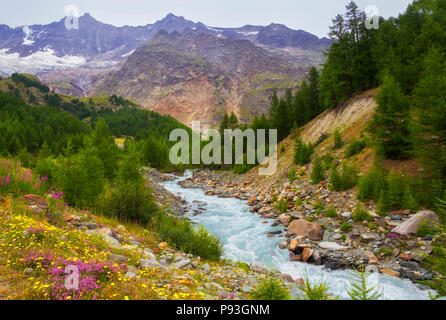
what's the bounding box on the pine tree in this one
[329,163,342,191]
[376,189,387,216]
[370,74,412,159]
[39,142,52,158]
[228,112,239,129]
[333,129,343,149]
[219,112,229,134]
[311,156,325,185]
[308,66,321,118]
[402,185,419,213]
[347,267,383,300]
[386,172,403,210]
[293,80,311,127]
[413,48,446,184]
[294,138,313,166]
[92,118,119,180]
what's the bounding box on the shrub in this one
[402,185,419,213]
[154,213,223,261]
[321,153,334,171]
[437,197,446,224]
[333,129,343,150]
[329,164,342,191]
[271,195,277,203]
[294,138,314,166]
[314,199,325,214]
[295,197,303,206]
[357,165,387,201]
[299,273,333,300]
[250,274,290,300]
[276,198,288,213]
[330,162,358,191]
[352,203,372,222]
[325,205,338,218]
[376,190,387,216]
[98,181,157,225]
[340,222,353,233]
[61,151,105,207]
[417,220,441,237]
[288,167,297,183]
[386,172,405,210]
[310,156,325,185]
[35,157,61,184]
[369,222,378,230]
[298,167,307,177]
[345,138,367,157]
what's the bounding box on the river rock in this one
[302,248,314,262]
[364,251,379,264]
[288,239,300,252]
[287,219,323,240]
[312,250,322,264]
[365,265,379,273]
[318,242,349,251]
[361,233,377,242]
[392,210,440,236]
[278,214,291,226]
[278,240,288,249]
[380,269,400,277]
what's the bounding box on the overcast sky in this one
[0,0,414,38]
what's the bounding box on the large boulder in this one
[287,219,323,240]
[392,210,440,236]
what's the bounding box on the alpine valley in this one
[0,13,330,126]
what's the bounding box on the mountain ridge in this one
[0,12,330,75]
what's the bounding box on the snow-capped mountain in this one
[0,13,330,75]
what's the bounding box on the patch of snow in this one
[22,26,34,45]
[203,25,223,33]
[121,50,135,58]
[237,31,259,36]
[0,47,87,75]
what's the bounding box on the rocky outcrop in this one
[392,210,440,236]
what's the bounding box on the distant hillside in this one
[92,31,308,127]
[231,90,379,192]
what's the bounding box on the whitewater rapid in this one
[161,171,433,300]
